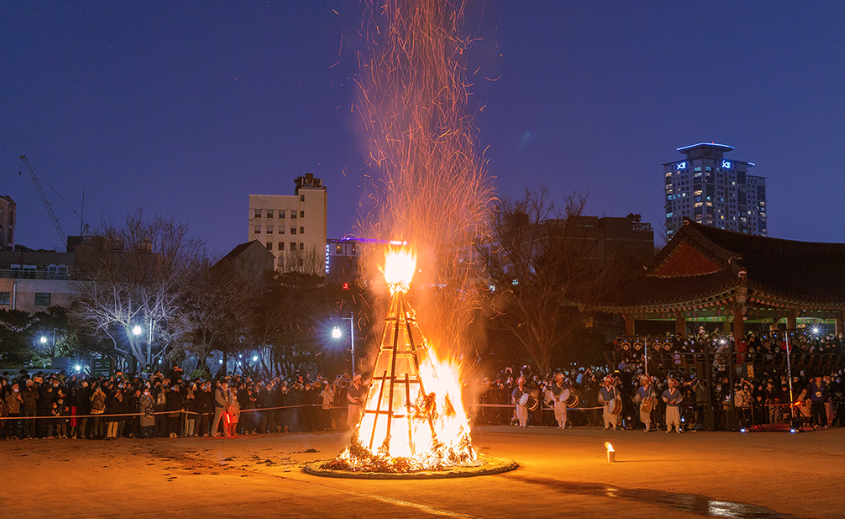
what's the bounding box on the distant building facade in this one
[664,143,767,239]
[568,215,655,269]
[248,174,327,272]
[325,238,363,285]
[0,249,76,313]
[0,195,16,251]
[484,213,655,280]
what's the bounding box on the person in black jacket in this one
[73,380,91,439]
[257,382,274,433]
[21,380,40,439]
[127,388,141,438]
[165,384,184,438]
[195,382,213,437]
[105,386,127,439]
[152,382,168,438]
[37,383,55,438]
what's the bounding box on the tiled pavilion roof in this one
[593,220,845,313]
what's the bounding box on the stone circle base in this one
[303,454,518,480]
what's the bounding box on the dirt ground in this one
[1,425,840,518]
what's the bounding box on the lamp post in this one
[333,312,356,375]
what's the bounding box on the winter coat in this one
[106,391,128,422]
[5,390,23,414]
[165,390,184,417]
[214,387,232,409]
[138,394,155,427]
[196,390,213,414]
[89,389,107,415]
[73,387,91,413]
[21,387,40,413]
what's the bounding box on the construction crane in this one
[19,155,67,245]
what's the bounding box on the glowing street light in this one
[332,312,357,375]
[74,365,81,372]
[132,325,142,336]
[252,355,258,362]
[40,336,48,344]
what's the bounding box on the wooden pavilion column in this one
[732,306,745,340]
[835,311,844,336]
[623,314,635,335]
[786,309,798,330]
[674,311,686,338]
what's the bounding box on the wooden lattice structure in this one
[358,290,429,456]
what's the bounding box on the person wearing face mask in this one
[196,382,213,437]
[128,388,142,438]
[138,388,155,438]
[37,381,55,438]
[73,380,91,439]
[4,383,23,439]
[106,384,128,439]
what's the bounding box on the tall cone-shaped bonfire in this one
[324,250,476,473]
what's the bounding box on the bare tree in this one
[71,211,203,370]
[169,254,266,376]
[480,187,600,373]
[276,246,325,276]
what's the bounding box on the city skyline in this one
[3,2,845,256]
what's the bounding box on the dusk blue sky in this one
[3,1,844,256]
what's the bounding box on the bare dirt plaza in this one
[2,425,841,518]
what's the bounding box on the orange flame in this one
[383,248,417,294]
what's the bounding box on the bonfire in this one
[322,249,476,473]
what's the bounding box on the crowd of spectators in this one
[610,328,844,374]
[0,365,354,441]
[471,363,844,431]
[3,328,843,440]
[471,328,845,431]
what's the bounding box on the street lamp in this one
[332,312,356,375]
[132,325,142,336]
[40,336,47,344]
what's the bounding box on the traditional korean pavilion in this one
[592,219,845,338]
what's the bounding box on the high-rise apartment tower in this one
[664,143,767,238]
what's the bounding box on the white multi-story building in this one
[664,143,767,239]
[248,174,327,272]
